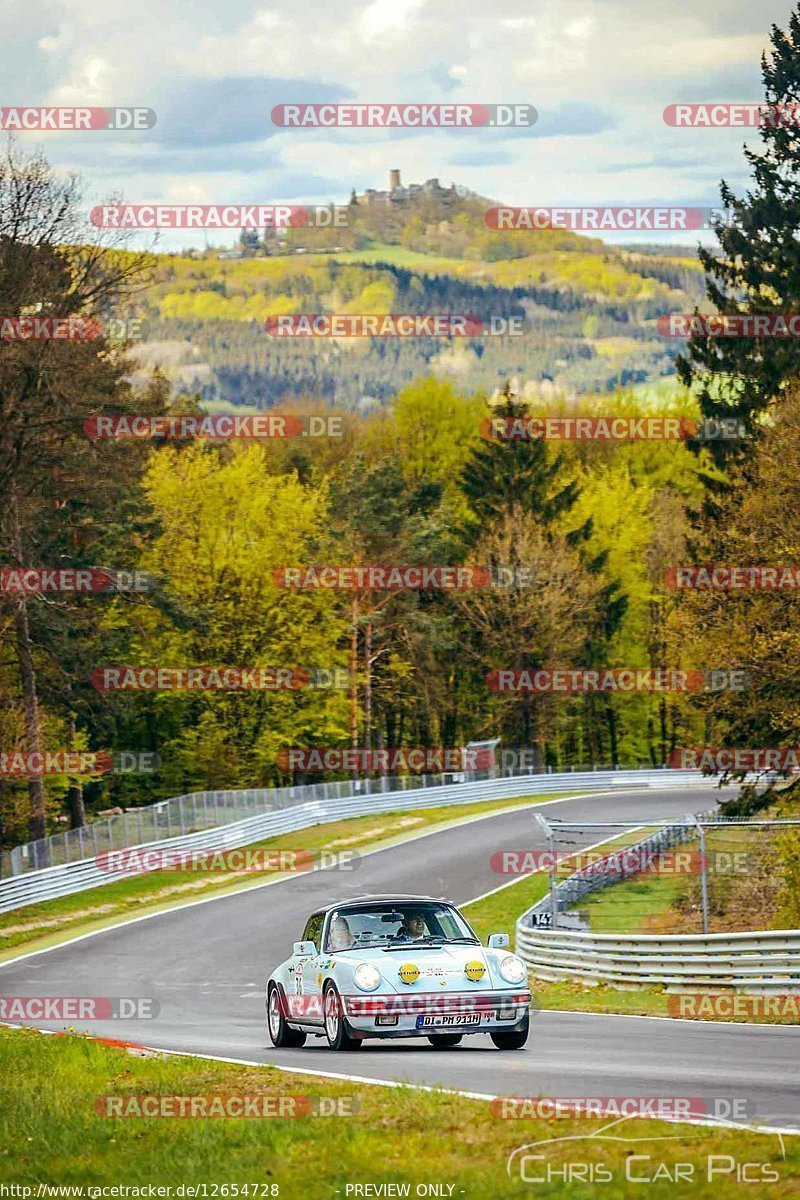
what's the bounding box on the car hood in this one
[332,943,518,991]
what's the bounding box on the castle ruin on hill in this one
[353,169,462,207]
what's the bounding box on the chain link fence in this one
[1,759,666,878]
[523,816,799,936]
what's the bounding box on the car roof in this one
[313,894,452,916]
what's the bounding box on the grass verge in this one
[0,1026,796,1195]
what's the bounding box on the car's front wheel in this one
[323,983,362,1051]
[267,984,307,1048]
[490,1010,529,1050]
[427,1034,462,1048]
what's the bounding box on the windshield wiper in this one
[381,942,443,951]
[422,936,480,945]
[381,936,480,950]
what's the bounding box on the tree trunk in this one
[659,694,668,766]
[0,777,6,878]
[605,703,619,768]
[349,594,359,778]
[584,696,599,765]
[66,784,86,830]
[65,718,86,829]
[7,487,46,844]
[364,619,372,769]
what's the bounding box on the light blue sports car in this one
[266,894,531,1051]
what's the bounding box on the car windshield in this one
[324,902,478,953]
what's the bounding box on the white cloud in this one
[358,0,425,42]
[16,0,789,248]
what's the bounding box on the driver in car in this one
[393,912,428,941]
[328,916,355,951]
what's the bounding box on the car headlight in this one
[498,955,527,984]
[354,963,381,992]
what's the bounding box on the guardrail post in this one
[535,813,558,929]
[690,814,710,934]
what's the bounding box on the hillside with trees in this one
[125,197,706,408]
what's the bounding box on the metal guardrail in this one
[515,925,800,992]
[1,760,688,877]
[515,818,800,993]
[0,768,715,914]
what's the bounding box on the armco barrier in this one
[515,925,800,992]
[0,768,715,914]
[515,818,800,993]
[2,760,704,876]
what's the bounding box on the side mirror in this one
[488,932,510,949]
[293,940,317,958]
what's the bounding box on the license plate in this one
[416,1013,481,1029]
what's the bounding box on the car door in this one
[295,912,324,1023]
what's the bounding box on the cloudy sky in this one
[3,0,795,249]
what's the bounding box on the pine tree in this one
[677,6,800,465]
[459,389,578,536]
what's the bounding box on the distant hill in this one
[126,183,707,409]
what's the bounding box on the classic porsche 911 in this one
[266,894,531,1051]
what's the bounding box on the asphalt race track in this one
[2,787,798,1131]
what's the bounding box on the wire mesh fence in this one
[522,817,800,936]
[0,759,664,878]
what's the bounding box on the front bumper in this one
[341,989,532,1036]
